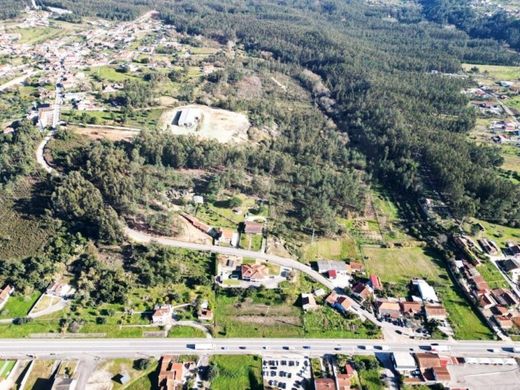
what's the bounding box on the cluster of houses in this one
[151,300,214,326]
[157,355,199,390]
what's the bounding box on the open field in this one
[303,236,359,262]
[470,219,520,247]
[71,125,140,142]
[23,359,55,390]
[0,291,41,319]
[92,358,158,390]
[362,246,443,284]
[15,27,63,44]
[159,104,250,144]
[168,326,206,338]
[436,285,494,340]
[210,355,263,390]
[477,261,509,289]
[462,63,520,81]
[87,65,138,82]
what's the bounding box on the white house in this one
[412,279,439,303]
[392,352,417,375]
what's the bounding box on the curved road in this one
[36,130,57,174]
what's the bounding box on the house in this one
[478,293,496,309]
[51,376,77,390]
[243,221,263,235]
[38,104,58,129]
[198,308,213,321]
[498,259,520,283]
[335,296,352,313]
[376,300,401,319]
[301,293,318,311]
[424,305,448,321]
[415,353,442,371]
[471,275,489,294]
[152,304,173,325]
[491,288,519,307]
[336,373,351,390]
[351,282,373,302]
[392,352,417,374]
[431,367,451,384]
[400,301,422,317]
[241,264,269,282]
[325,291,339,306]
[512,316,520,329]
[158,356,184,390]
[505,243,520,259]
[412,279,439,303]
[316,260,350,274]
[314,378,335,390]
[495,315,513,330]
[46,282,74,298]
[349,262,365,273]
[369,274,382,291]
[0,285,14,311]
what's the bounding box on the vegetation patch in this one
[210,355,262,390]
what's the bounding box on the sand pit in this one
[159,104,250,143]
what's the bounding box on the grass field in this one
[168,326,206,338]
[15,27,63,44]
[0,291,41,319]
[210,355,262,390]
[303,236,359,262]
[471,219,520,247]
[477,261,509,289]
[88,66,137,82]
[437,285,494,340]
[462,63,520,80]
[23,359,55,390]
[362,246,443,284]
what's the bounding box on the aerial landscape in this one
[0,0,520,389]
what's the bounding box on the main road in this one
[0,338,518,360]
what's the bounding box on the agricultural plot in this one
[303,236,359,262]
[362,246,444,284]
[462,63,520,81]
[0,291,41,319]
[210,355,263,390]
[87,66,138,82]
[0,360,16,380]
[477,261,509,289]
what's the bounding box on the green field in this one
[477,261,509,289]
[0,291,41,319]
[168,326,206,338]
[437,285,494,340]
[362,246,443,284]
[210,355,262,390]
[462,63,520,80]
[15,27,63,44]
[471,219,520,247]
[303,236,359,261]
[88,66,138,82]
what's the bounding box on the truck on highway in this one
[513,346,520,353]
[187,343,213,350]
[432,345,451,352]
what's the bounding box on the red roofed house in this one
[369,274,383,291]
[152,304,173,325]
[352,282,373,302]
[495,315,513,330]
[325,291,338,306]
[336,296,352,313]
[314,378,335,390]
[328,269,337,279]
[377,300,401,319]
[349,262,365,273]
[401,301,422,317]
[337,374,351,390]
[243,221,263,235]
[241,264,269,282]
[158,355,184,390]
[0,285,14,311]
[424,305,448,321]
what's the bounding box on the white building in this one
[391,352,417,375]
[177,108,202,128]
[412,279,439,303]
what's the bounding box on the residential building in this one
[158,355,184,390]
[495,315,513,330]
[0,285,14,310]
[241,264,269,282]
[415,353,442,371]
[352,282,373,302]
[152,304,173,325]
[349,262,365,273]
[336,373,351,390]
[432,367,451,384]
[314,378,335,390]
[316,260,350,274]
[335,296,352,313]
[369,274,382,291]
[38,104,58,129]
[400,301,422,317]
[244,221,264,235]
[424,305,448,321]
[198,308,213,321]
[392,352,417,374]
[376,300,401,319]
[46,282,74,298]
[499,259,520,283]
[301,293,318,312]
[176,108,202,128]
[491,288,519,307]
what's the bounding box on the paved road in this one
[35,130,57,174]
[0,338,518,360]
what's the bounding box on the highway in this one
[0,338,518,360]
